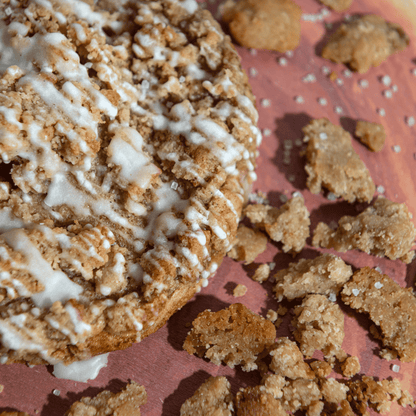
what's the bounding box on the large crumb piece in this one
[322,15,409,73]
[269,337,315,380]
[180,377,234,416]
[244,196,310,253]
[274,253,352,301]
[292,294,345,359]
[235,386,286,416]
[227,225,268,264]
[303,118,375,203]
[342,267,416,362]
[282,378,323,415]
[321,378,349,404]
[222,0,301,52]
[183,303,276,371]
[318,0,353,12]
[233,284,247,297]
[65,382,147,416]
[355,121,386,152]
[347,376,415,415]
[252,263,270,283]
[313,198,416,263]
[341,356,361,378]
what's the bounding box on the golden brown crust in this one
[322,15,409,73]
[222,0,302,52]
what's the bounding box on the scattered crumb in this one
[322,15,409,73]
[222,0,302,52]
[185,322,191,328]
[233,284,247,297]
[0,384,3,393]
[355,120,386,152]
[252,263,270,283]
[244,196,310,254]
[183,303,276,371]
[342,267,416,362]
[180,376,233,416]
[318,0,353,12]
[329,71,337,81]
[292,294,345,359]
[310,360,332,378]
[341,356,361,378]
[274,253,352,301]
[303,118,375,203]
[313,197,416,263]
[235,386,286,416]
[320,378,349,404]
[266,309,278,323]
[277,305,287,316]
[274,318,283,328]
[227,225,268,264]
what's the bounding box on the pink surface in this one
[2,0,416,414]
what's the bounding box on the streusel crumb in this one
[303,118,375,203]
[65,382,146,416]
[322,15,409,73]
[235,386,286,416]
[292,294,345,359]
[222,0,302,52]
[183,303,276,371]
[266,309,278,323]
[341,356,361,378]
[233,284,247,297]
[342,267,416,362]
[274,253,353,301]
[180,377,233,416]
[310,360,333,378]
[252,263,270,283]
[227,225,268,264]
[318,0,353,11]
[355,121,386,152]
[244,196,310,253]
[313,198,416,263]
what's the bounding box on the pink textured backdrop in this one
[1,0,416,414]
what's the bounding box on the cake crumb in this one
[222,0,302,52]
[227,225,268,264]
[342,267,416,362]
[233,284,247,297]
[322,15,409,73]
[313,197,416,263]
[274,253,352,301]
[341,356,361,378]
[355,120,386,152]
[303,118,375,203]
[183,303,276,371]
[252,264,270,283]
[329,71,338,81]
[235,386,286,416]
[277,305,287,316]
[267,309,278,323]
[310,360,332,378]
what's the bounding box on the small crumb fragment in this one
[252,263,270,283]
[341,356,361,377]
[277,305,287,316]
[267,309,278,323]
[183,303,276,371]
[274,253,352,301]
[233,284,247,297]
[355,120,386,152]
[310,360,332,378]
[227,225,268,264]
[318,0,353,12]
[313,197,416,263]
[322,15,409,73]
[303,118,375,203]
[0,384,3,393]
[329,71,337,81]
[274,318,283,328]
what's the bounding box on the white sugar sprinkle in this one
[269,262,276,270]
[359,79,369,88]
[285,50,294,58]
[249,67,258,77]
[377,108,386,117]
[279,57,288,66]
[392,84,398,92]
[343,69,352,78]
[374,282,384,289]
[327,192,337,201]
[249,48,257,56]
[381,75,392,86]
[295,95,305,104]
[328,293,337,302]
[334,106,343,114]
[344,13,353,21]
[376,185,385,194]
[319,132,328,140]
[263,128,271,137]
[279,194,288,203]
[392,145,401,153]
[412,68,416,76]
[406,116,415,127]
[375,266,382,273]
[352,288,360,296]
[318,97,328,106]
[261,98,271,108]
[302,73,316,83]
[171,181,178,190]
[383,90,393,99]
[53,389,61,396]
[295,139,303,147]
[321,66,331,75]
[336,78,344,86]
[292,191,302,198]
[392,364,400,373]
